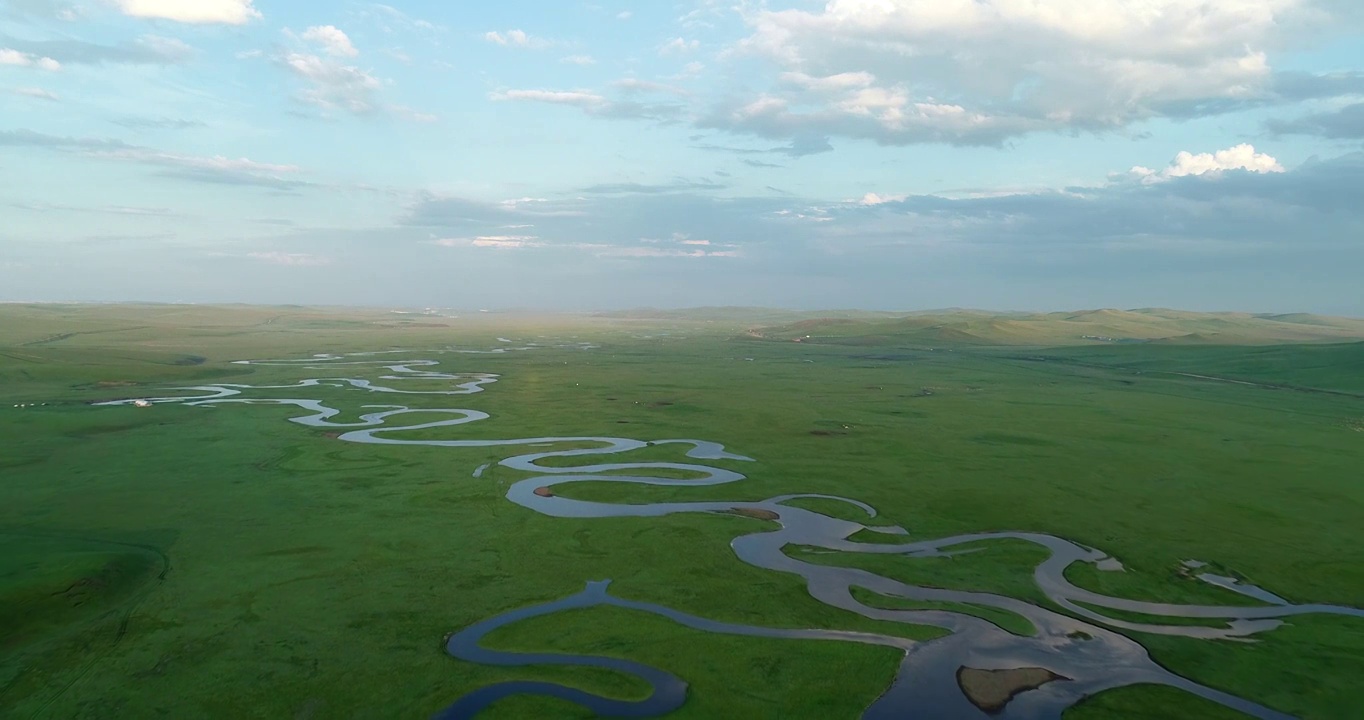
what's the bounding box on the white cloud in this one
[13,87,59,101]
[94,148,301,176]
[484,29,548,49]
[435,235,543,249]
[1,49,62,71]
[301,26,359,58]
[858,192,907,206]
[276,31,429,121]
[779,71,876,93]
[491,89,606,108]
[247,251,331,266]
[660,37,699,55]
[617,11,632,20]
[678,0,727,29]
[490,88,686,122]
[0,35,191,67]
[606,246,738,258]
[709,0,1344,145]
[283,52,382,113]
[560,54,597,65]
[1130,144,1286,183]
[1,129,305,189]
[434,231,739,258]
[115,0,261,25]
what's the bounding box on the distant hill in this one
[594,307,904,325]
[743,308,1364,347]
[4,303,1361,350]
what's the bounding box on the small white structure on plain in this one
[133,399,153,408]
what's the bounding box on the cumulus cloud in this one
[0,48,61,71]
[484,29,548,49]
[270,30,430,121]
[700,85,1028,147]
[301,26,358,58]
[1129,144,1285,183]
[282,52,383,114]
[114,0,261,24]
[659,37,699,55]
[858,192,907,206]
[705,0,1360,146]
[560,54,596,65]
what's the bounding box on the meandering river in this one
[97,351,1363,719]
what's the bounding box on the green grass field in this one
[1,304,1362,718]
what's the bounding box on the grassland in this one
[1,303,1362,718]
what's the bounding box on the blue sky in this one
[3,0,1362,313]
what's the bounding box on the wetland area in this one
[3,305,1363,719]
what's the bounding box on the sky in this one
[2,0,1362,313]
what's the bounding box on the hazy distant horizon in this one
[4,298,1361,321]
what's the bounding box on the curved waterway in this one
[96,351,1364,719]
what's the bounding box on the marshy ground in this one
[2,304,1362,718]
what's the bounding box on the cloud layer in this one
[700,0,1359,145]
[1,129,306,189]
[114,0,260,25]
[0,47,61,70]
